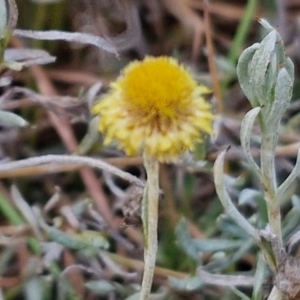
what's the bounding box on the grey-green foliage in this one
[214,19,296,300]
[175,219,245,263]
[0,0,6,39]
[0,110,28,127]
[237,21,294,129]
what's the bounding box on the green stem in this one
[140,154,160,300]
[261,131,283,251]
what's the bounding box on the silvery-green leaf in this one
[168,277,203,292]
[85,280,116,295]
[175,219,202,262]
[266,67,293,128]
[285,57,295,83]
[81,230,109,250]
[4,48,56,66]
[267,286,284,300]
[252,254,266,300]
[258,18,275,32]
[47,227,88,250]
[24,277,43,300]
[238,188,261,207]
[264,33,286,103]
[77,116,101,155]
[13,29,117,55]
[198,269,254,287]
[0,110,28,127]
[0,0,6,39]
[292,195,300,210]
[192,238,244,252]
[10,185,42,239]
[274,32,285,65]
[240,107,262,177]
[230,287,251,300]
[249,31,277,105]
[2,60,23,71]
[277,148,300,202]
[124,293,139,300]
[237,43,260,107]
[264,47,278,103]
[214,149,258,241]
[282,196,300,237]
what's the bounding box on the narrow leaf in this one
[47,227,88,250]
[266,67,293,128]
[0,110,28,127]
[237,43,260,106]
[85,280,116,295]
[240,106,262,178]
[285,57,295,83]
[277,148,300,202]
[0,0,6,38]
[250,30,277,105]
[10,185,42,239]
[214,149,258,241]
[13,29,117,56]
[252,254,266,300]
[4,48,56,66]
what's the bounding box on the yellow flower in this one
[92,56,214,162]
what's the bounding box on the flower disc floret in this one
[92,56,214,162]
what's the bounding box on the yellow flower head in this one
[92,56,214,162]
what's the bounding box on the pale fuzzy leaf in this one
[175,219,201,262]
[168,276,203,292]
[258,18,275,32]
[282,200,300,237]
[252,254,266,300]
[192,238,244,252]
[264,33,284,102]
[13,29,117,55]
[230,287,251,300]
[176,219,244,260]
[238,188,261,207]
[0,110,28,127]
[250,30,277,105]
[266,67,293,128]
[240,107,262,178]
[47,227,87,250]
[124,293,139,300]
[267,286,283,300]
[236,43,260,106]
[4,48,56,66]
[0,0,6,38]
[85,280,116,295]
[214,149,258,241]
[1,60,23,71]
[277,148,300,205]
[198,269,254,287]
[24,277,43,300]
[77,117,101,155]
[10,185,42,239]
[285,57,295,83]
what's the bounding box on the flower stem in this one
[140,154,160,300]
